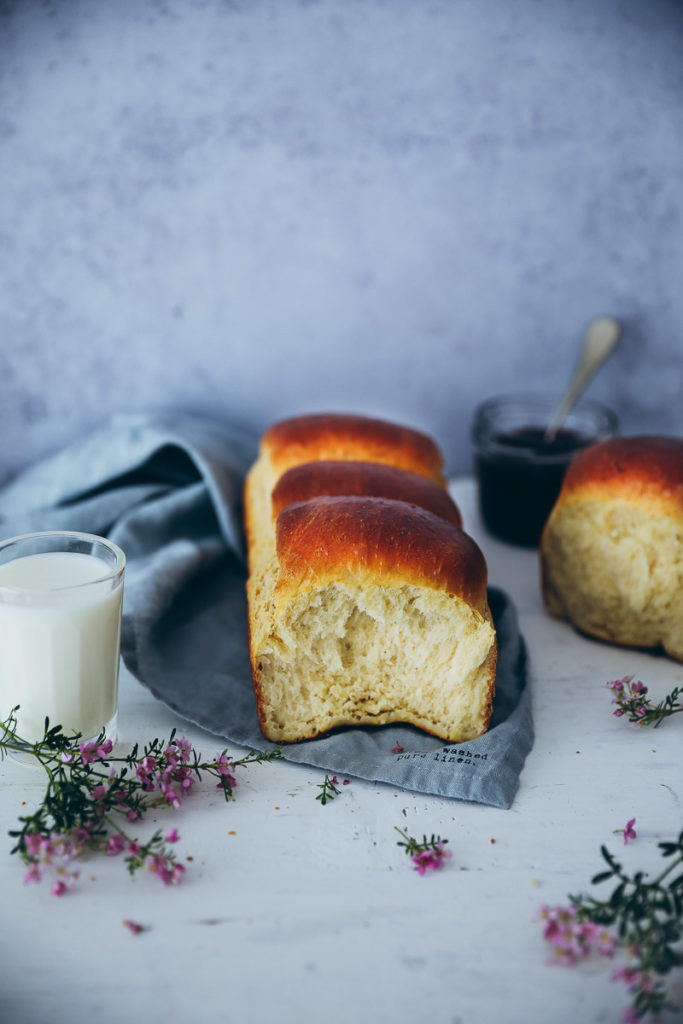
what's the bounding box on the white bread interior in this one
[542,499,683,660]
[249,575,496,742]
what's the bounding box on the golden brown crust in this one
[552,436,683,516]
[261,413,445,483]
[271,460,462,527]
[242,468,258,572]
[275,496,489,616]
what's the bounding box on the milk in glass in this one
[0,543,124,744]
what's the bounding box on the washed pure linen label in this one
[0,414,533,808]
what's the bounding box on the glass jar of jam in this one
[471,394,618,547]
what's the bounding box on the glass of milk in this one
[0,531,125,750]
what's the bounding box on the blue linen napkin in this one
[0,413,533,808]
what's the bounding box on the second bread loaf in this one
[540,435,683,660]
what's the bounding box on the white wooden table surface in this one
[2,479,682,1024]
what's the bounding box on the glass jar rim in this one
[0,530,126,595]
[473,390,617,416]
[471,393,618,462]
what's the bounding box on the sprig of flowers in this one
[607,676,683,728]
[315,773,342,805]
[538,827,683,1022]
[1,706,281,895]
[395,827,452,875]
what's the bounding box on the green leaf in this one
[591,870,614,885]
[609,881,626,907]
[600,845,622,875]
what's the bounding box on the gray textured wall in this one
[1,0,682,483]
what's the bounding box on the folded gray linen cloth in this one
[0,413,533,808]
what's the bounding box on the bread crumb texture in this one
[249,578,496,743]
[541,499,683,661]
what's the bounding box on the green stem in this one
[394,826,417,853]
[653,705,683,728]
[101,812,134,845]
[652,851,683,888]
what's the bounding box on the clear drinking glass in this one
[471,394,618,547]
[0,531,125,749]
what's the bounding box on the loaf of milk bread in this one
[244,413,497,743]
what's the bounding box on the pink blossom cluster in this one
[214,753,238,789]
[607,676,649,721]
[147,851,186,886]
[79,737,114,763]
[538,904,618,964]
[134,735,196,807]
[411,842,452,876]
[328,775,350,787]
[23,824,186,893]
[23,832,82,897]
[612,963,657,1023]
[91,770,140,822]
[102,826,185,885]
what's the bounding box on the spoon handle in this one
[545,317,621,440]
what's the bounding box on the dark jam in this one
[475,425,591,547]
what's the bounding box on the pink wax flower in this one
[411,843,452,876]
[623,818,637,845]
